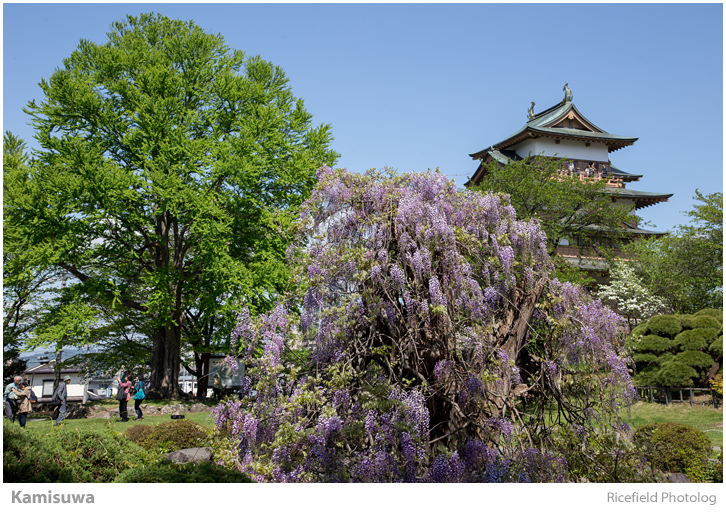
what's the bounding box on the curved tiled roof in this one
[470,100,638,157]
[604,187,674,209]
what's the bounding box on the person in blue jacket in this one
[133,374,146,420]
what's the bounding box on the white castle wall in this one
[513,138,609,162]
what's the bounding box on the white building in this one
[21,363,108,403]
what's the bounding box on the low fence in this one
[635,386,722,408]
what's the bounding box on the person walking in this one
[52,376,70,427]
[117,372,133,422]
[133,375,146,420]
[4,375,21,422]
[14,381,33,428]
[213,373,221,400]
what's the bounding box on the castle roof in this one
[470,100,638,159]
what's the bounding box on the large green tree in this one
[4,13,338,397]
[472,155,639,283]
[624,191,723,314]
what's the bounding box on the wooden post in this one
[679,388,683,404]
[649,387,654,403]
[689,388,694,407]
[665,388,670,407]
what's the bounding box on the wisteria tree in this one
[213,168,642,482]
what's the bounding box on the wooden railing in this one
[635,386,722,408]
[556,159,625,188]
[555,246,626,259]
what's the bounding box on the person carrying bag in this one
[116,371,133,422]
[133,375,146,420]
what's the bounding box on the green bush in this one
[636,334,672,354]
[711,449,723,483]
[632,353,659,365]
[691,315,722,331]
[694,308,723,323]
[646,315,682,338]
[634,366,660,387]
[674,350,714,369]
[552,425,665,483]
[709,335,723,357]
[142,420,210,452]
[4,423,147,483]
[674,329,710,351]
[630,323,648,338]
[632,310,723,388]
[656,361,698,387]
[125,424,154,446]
[115,459,253,483]
[634,423,713,482]
[657,352,674,363]
[675,315,695,330]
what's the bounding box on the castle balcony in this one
[555,245,626,259]
[556,159,625,188]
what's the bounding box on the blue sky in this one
[3,2,723,233]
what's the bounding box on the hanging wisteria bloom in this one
[212,167,637,483]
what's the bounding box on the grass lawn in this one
[619,402,723,447]
[16,400,216,435]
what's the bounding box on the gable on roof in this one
[471,95,638,159]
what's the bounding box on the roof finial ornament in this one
[527,101,535,121]
[563,83,573,103]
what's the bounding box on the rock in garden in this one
[165,447,214,465]
[66,404,89,419]
[668,473,691,483]
[160,404,189,415]
[189,402,209,413]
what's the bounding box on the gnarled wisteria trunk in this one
[212,168,636,482]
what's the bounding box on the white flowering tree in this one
[597,261,668,330]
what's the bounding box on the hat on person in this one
[62,376,71,382]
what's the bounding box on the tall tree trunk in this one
[196,352,210,399]
[150,323,182,398]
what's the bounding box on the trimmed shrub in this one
[646,315,682,338]
[694,308,723,323]
[4,423,146,483]
[636,334,673,354]
[632,352,659,365]
[675,329,711,351]
[656,361,699,387]
[675,350,715,369]
[630,323,648,338]
[657,352,675,364]
[634,365,660,387]
[634,423,712,482]
[691,315,722,331]
[125,424,154,446]
[142,420,209,452]
[675,314,695,330]
[632,310,722,387]
[709,335,723,357]
[115,459,253,483]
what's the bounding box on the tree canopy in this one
[624,191,723,314]
[471,155,639,284]
[3,13,338,396]
[597,261,668,330]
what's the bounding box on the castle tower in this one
[467,86,673,282]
